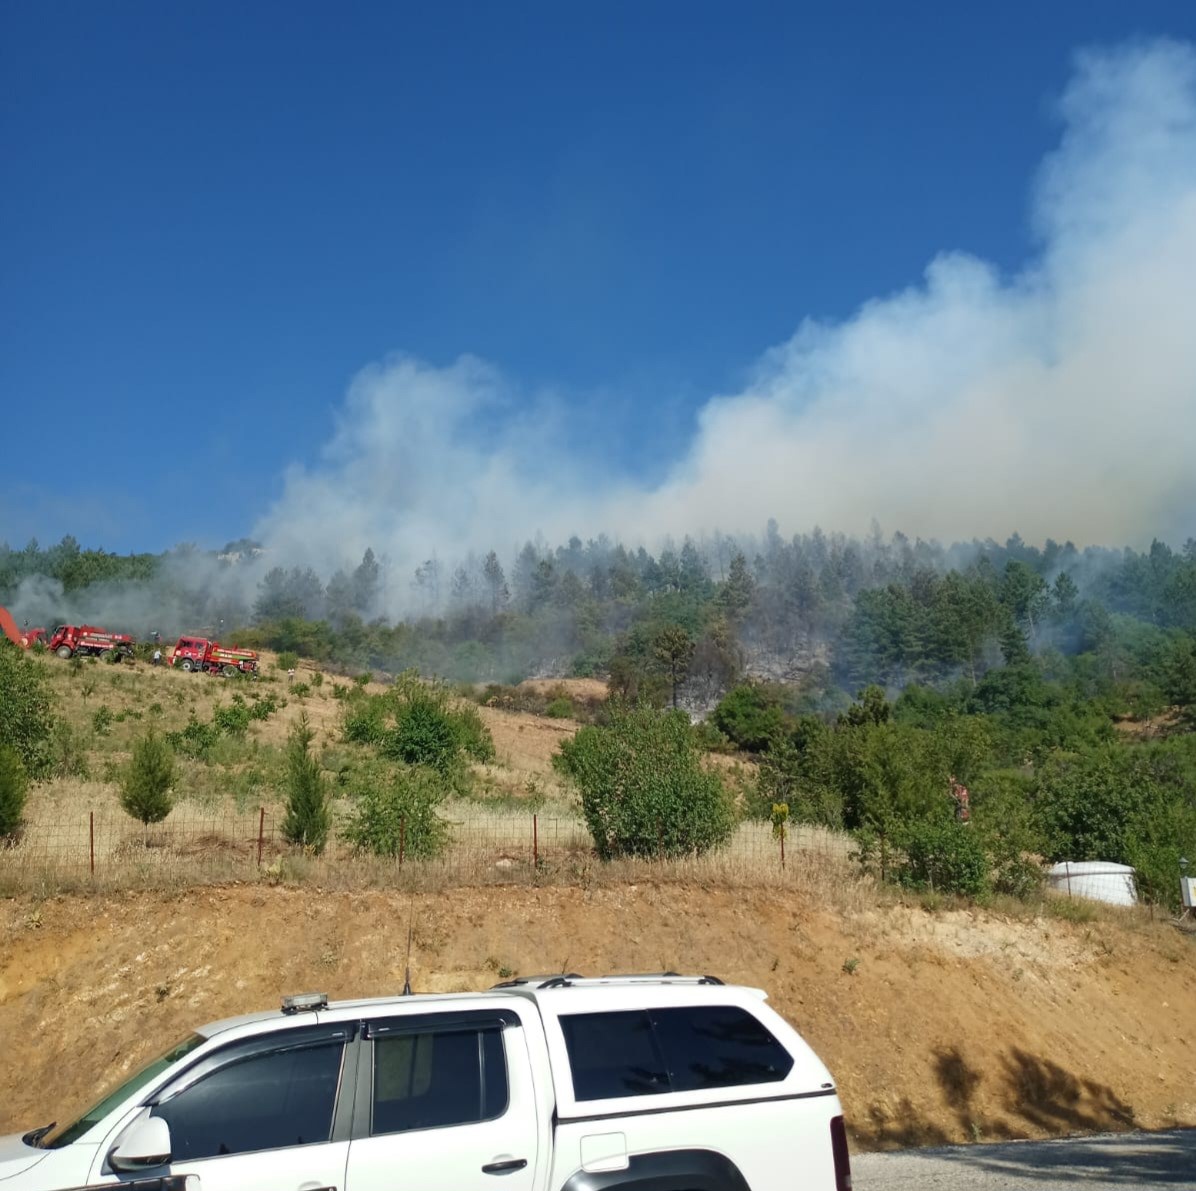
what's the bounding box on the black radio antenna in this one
[402,901,414,996]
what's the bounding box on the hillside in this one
[1,647,1195,1153]
[1,885,1193,1149]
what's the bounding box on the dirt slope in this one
[1,885,1193,1149]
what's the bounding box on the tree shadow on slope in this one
[858,1045,1139,1150]
[999,1047,1136,1134]
[900,1130,1196,1186]
[854,1096,952,1149]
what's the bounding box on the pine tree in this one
[282,714,330,853]
[120,733,176,834]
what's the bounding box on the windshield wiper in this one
[22,1123,56,1148]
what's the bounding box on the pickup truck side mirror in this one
[109,1116,172,1171]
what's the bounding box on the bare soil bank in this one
[1,884,1193,1149]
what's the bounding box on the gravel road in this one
[852,1128,1196,1189]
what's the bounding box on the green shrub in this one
[311,671,324,688]
[452,702,496,763]
[276,651,299,672]
[342,693,389,744]
[213,702,252,736]
[49,721,90,778]
[1035,745,1196,908]
[167,714,220,760]
[711,683,786,752]
[544,697,575,719]
[691,719,735,753]
[342,764,450,859]
[348,675,496,775]
[0,746,29,840]
[0,643,56,778]
[248,691,280,720]
[292,682,311,698]
[120,733,177,828]
[555,705,736,860]
[282,714,330,853]
[92,704,115,736]
[385,691,461,772]
[895,821,990,898]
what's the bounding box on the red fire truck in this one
[47,624,135,661]
[170,635,259,676]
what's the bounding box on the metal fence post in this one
[257,807,265,867]
[89,811,95,877]
[533,813,539,867]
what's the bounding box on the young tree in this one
[120,732,176,833]
[0,643,56,778]
[653,625,696,709]
[353,547,382,613]
[482,551,509,613]
[0,746,28,840]
[718,552,757,622]
[282,713,330,853]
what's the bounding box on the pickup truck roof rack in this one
[490,972,724,990]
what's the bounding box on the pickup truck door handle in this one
[482,1158,528,1175]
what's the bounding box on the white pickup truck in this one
[0,974,851,1191]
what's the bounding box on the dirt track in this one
[1,884,1193,1148]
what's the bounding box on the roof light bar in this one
[281,992,328,1014]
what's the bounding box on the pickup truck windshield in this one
[42,1033,207,1148]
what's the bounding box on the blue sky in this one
[3,1,1196,555]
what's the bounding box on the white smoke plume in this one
[256,40,1196,607]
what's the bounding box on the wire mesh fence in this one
[0,806,856,893]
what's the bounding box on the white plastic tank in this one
[1046,861,1137,907]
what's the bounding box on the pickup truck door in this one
[128,1024,354,1191]
[344,1011,539,1191]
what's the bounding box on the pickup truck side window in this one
[371,1026,507,1135]
[151,1038,345,1160]
[649,1005,794,1091]
[560,1006,793,1101]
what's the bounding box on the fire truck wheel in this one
[99,650,114,662]
[181,658,194,672]
[222,664,237,677]
[56,645,72,659]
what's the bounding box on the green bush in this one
[0,746,29,840]
[1035,745,1196,907]
[248,691,280,720]
[555,705,736,860]
[282,714,330,853]
[346,675,496,775]
[711,683,786,752]
[545,696,575,719]
[895,821,990,898]
[92,704,115,736]
[48,721,90,778]
[452,702,496,763]
[276,651,299,672]
[120,733,176,828]
[342,764,450,859]
[690,719,735,754]
[167,714,221,760]
[385,690,462,772]
[342,692,388,744]
[0,643,57,778]
[213,702,252,736]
